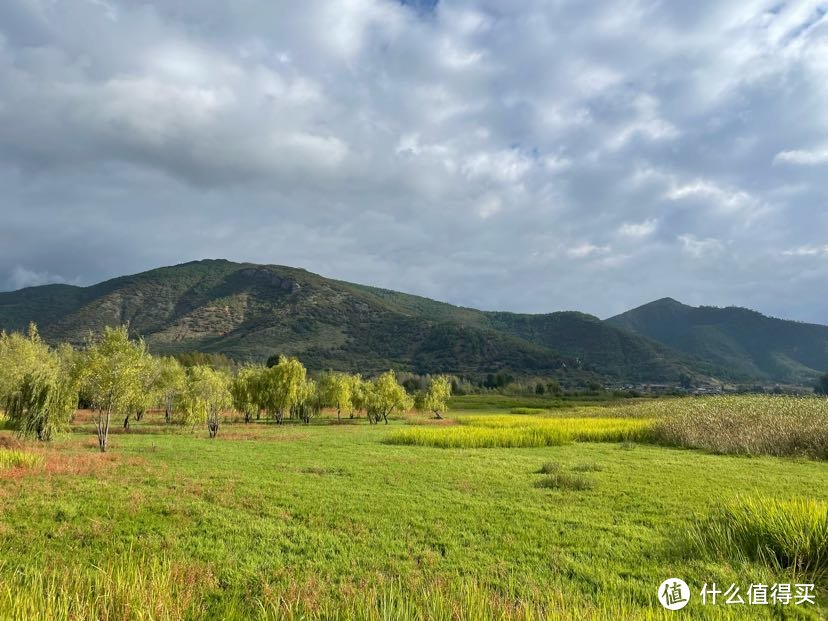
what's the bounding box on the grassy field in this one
[0,396,827,619]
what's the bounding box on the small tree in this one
[365,371,413,425]
[180,365,231,438]
[815,373,828,396]
[256,356,307,424]
[80,326,147,452]
[294,378,321,424]
[124,354,163,430]
[318,372,354,423]
[348,375,365,419]
[231,366,264,423]
[6,343,80,441]
[0,324,53,409]
[414,375,452,420]
[156,356,187,424]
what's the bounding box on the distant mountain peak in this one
[607,297,828,384]
[643,297,688,309]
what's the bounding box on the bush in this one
[688,497,828,577]
[534,473,594,491]
[536,461,562,474]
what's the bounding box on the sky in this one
[1,0,827,322]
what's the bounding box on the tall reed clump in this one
[2,563,680,620]
[0,555,214,621]
[229,575,668,621]
[650,396,828,458]
[0,448,42,470]
[385,425,571,448]
[385,417,653,448]
[688,497,828,579]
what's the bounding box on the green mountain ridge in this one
[607,298,828,384]
[1,260,823,384]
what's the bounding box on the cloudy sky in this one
[1,0,827,322]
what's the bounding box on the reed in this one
[688,496,828,579]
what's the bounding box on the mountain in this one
[0,259,699,382]
[607,298,828,384]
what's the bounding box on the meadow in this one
[0,396,827,619]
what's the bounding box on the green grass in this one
[448,394,621,412]
[0,401,827,618]
[572,462,604,473]
[511,407,549,415]
[688,497,828,578]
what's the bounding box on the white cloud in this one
[567,243,611,259]
[7,266,75,290]
[774,148,828,165]
[618,220,657,238]
[678,235,725,259]
[781,245,828,257]
[461,149,532,184]
[665,179,758,213]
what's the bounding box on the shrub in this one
[536,461,562,474]
[688,497,828,577]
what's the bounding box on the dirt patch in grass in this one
[404,416,459,426]
[300,466,350,476]
[0,434,24,450]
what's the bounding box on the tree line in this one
[0,324,451,452]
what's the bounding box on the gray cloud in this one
[1,0,827,323]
